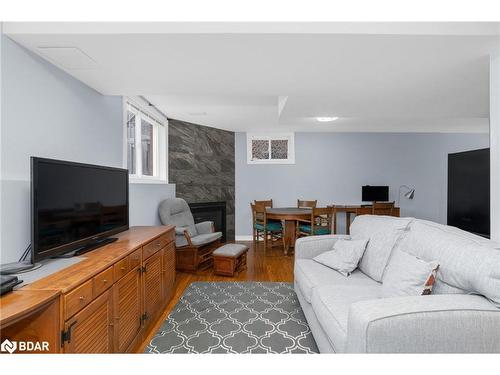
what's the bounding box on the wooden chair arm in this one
[183,230,194,246]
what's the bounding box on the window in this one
[124,99,168,183]
[247,133,295,164]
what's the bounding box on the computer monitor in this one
[362,185,389,202]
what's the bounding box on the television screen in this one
[448,148,490,237]
[31,157,129,262]
[362,185,389,202]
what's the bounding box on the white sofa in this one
[294,215,500,353]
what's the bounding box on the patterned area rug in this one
[145,282,318,354]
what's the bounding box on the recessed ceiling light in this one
[316,117,339,122]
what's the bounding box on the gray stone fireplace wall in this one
[168,119,235,240]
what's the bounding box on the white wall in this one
[235,132,490,237]
[491,47,500,242]
[0,36,174,263]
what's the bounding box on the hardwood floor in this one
[136,241,294,352]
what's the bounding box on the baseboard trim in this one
[235,235,253,241]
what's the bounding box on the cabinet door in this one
[143,250,163,330]
[113,267,142,352]
[162,243,176,304]
[63,290,113,353]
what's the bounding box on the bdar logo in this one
[1,339,17,354]
[0,339,49,353]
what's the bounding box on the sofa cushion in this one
[213,243,248,257]
[381,249,439,298]
[398,220,500,306]
[351,215,413,282]
[313,238,368,276]
[190,232,222,246]
[294,259,379,303]
[159,198,198,238]
[299,224,331,235]
[255,221,283,232]
[417,219,500,249]
[311,285,381,352]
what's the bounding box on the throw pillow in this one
[381,249,439,298]
[313,238,369,276]
[351,215,413,282]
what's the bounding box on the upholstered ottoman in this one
[213,244,249,276]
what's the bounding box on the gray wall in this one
[235,132,490,237]
[0,36,174,263]
[129,183,175,227]
[169,119,235,240]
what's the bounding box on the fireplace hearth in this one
[188,201,227,242]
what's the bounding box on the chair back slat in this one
[254,199,273,209]
[297,199,317,209]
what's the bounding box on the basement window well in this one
[246,133,295,164]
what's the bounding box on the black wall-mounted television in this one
[448,148,490,238]
[31,157,129,262]
[362,185,389,202]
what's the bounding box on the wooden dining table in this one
[266,207,312,255]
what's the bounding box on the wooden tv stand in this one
[0,226,175,353]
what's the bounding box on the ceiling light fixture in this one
[316,117,339,122]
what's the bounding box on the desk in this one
[333,205,400,235]
[266,208,311,255]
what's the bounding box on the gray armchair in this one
[159,198,222,271]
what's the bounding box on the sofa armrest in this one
[345,294,500,353]
[294,234,350,259]
[195,221,214,234]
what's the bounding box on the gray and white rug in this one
[145,282,318,354]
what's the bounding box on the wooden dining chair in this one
[254,199,282,225]
[251,202,284,252]
[327,204,338,234]
[297,199,317,209]
[372,201,395,216]
[254,199,273,208]
[296,206,335,238]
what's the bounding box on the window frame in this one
[123,98,168,184]
[246,132,295,165]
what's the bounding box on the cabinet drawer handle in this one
[79,296,85,301]
[102,279,107,283]
[120,266,126,271]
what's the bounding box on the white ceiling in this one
[4,22,500,133]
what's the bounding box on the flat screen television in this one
[362,185,389,202]
[448,148,490,238]
[31,157,129,262]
